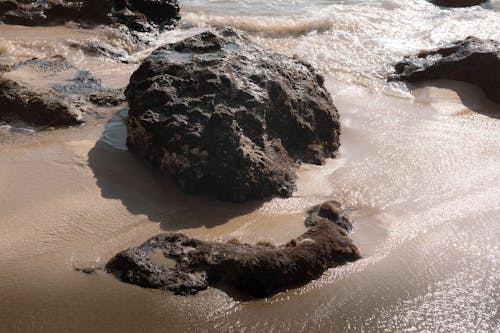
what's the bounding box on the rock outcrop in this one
[112,0,180,31]
[126,28,341,202]
[0,0,180,31]
[391,36,500,104]
[106,201,361,298]
[0,55,124,127]
[430,0,487,7]
[0,75,82,127]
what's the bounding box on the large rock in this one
[391,37,500,104]
[126,28,341,202]
[0,0,180,31]
[430,0,487,7]
[0,55,124,127]
[106,201,361,297]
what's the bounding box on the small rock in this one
[68,41,130,63]
[390,36,500,104]
[0,55,124,127]
[429,0,487,7]
[81,267,96,274]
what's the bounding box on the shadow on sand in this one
[87,118,267,232]
[409,80,500,119]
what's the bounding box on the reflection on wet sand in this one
[1,77,498,331]
[0,13,499,332]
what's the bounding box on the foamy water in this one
[0,1,499,332]
[181,0,500,91]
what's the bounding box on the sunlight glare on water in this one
[0,0,499,332]
[179,0,500,91]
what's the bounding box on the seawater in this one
[180,0,500,91]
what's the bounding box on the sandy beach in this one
[1,1,499,331]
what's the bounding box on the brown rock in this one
[106,201,361,298]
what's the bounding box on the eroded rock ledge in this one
[391,36,500,104]
[106,201,361,298]
[126,27,341,202]
[0,0,180,31]
[0,55,124,127]
[0,76,81,127]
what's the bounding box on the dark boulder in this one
[106,201,361,298]
[113,0,179,26]
[390,36,500,104]
[0,0,112,25]
[112,8,152,32]
[430,0,487,7]
[0,0,180,31]
[126,28,341,202]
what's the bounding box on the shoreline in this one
[1,75,498,331]
[1,3,499,329]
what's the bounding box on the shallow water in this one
[181,0,500,92]
[0,0,499,332]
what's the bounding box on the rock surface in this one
[0,55,124,127]
[0,0,180,31]
[106,201,361,298]
[126,28,341,202]
[0,75,82,127]
[430,0,487,7]
[68,40,131,63]
[391,36,500,104]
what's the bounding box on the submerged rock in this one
[0,55,124,127]
[68,40,130,63]
[0,0,180,31]
[430,0,487,7]
[106,201,361,298]
[126,28,341,201]
[391,36,500,104]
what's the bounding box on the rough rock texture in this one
[0,0,180,31]
[0,76,81,126]
[430,0,487,7]
[106,201,361,297]
[126,28,341,202]
[0,55,124,127]
[112,0,180,31]
[391,37,500,104]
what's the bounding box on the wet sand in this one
[1,72,498,331]
[1,7,499,330]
